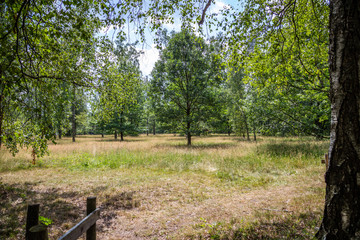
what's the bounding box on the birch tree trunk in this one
[316,0,360,238]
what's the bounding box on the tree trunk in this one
[153,119,156,135]
[71,87,76,143]
[316,1,360,238]
[0,119,2,149]
[243,111,250,141]
[114,130,117,140]
[0,75,3,149]
[253,127,256,141]
[146,118,149,136]
[101,133,104,138]
[120,111,124,141]
[58,128,62,140]
[186,107,192,146]
[0,94,3,149]
[187,129,191,146]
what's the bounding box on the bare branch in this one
[198,0,212,26]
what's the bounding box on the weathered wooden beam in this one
[58,208,100,240]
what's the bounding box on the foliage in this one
[0,0,104,156]
[39,216,53,226]
[92,40,143,139]
[1,0,331,153]
[150,29,223,144]
[222,0,330,138]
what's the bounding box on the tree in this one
[225,0,330,138]
[216,0,359,237]
[150,29,222,145]
[0,0,102,157]
[315,0,360,238]
[94,40,142,141]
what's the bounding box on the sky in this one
[100,0,238,76]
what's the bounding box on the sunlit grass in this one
[0,134,328,239]
[0,135,328,187]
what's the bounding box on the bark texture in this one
[316,0,360,239]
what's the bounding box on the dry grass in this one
[0,134,327,239]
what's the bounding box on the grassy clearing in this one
[0,134,327,239]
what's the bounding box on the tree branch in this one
[198,0,212,26]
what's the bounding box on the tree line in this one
[14,28,328,150]
[1,0,330,156]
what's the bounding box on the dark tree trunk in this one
[58,128,62,140]
[114,130,117,140]
[0,76,2,149]
[187,129,191,146]
[316,0,360,238]
[0,93,3,149]
[147,118,149,136]
[120,111,124,141]
[0,118,2,149]
[186,107,191,146]
[153,119,156,135]
[243,111,250,141]
[71,87,76,143]
[253,128,256,141]
[101,133,104,138]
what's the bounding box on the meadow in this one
[0,134,328,239]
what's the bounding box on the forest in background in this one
[0,0,330,158]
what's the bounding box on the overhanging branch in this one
[198,0,212,26]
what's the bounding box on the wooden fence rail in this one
[26,197,100,240]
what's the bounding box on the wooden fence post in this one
[86,197,96,240]
[26,204,39,240]
[29,225,48,240]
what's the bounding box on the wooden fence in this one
[26,197,100,240]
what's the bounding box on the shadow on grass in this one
[234,211,320,239]
[159,143,237,150]
[163,137,187,141]
[95,138,144,142]
[256,141,329,158]
[197,211,320,240]
[0,181,138,239]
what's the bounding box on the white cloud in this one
[139,45,159,76]
[210,0,231,15]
